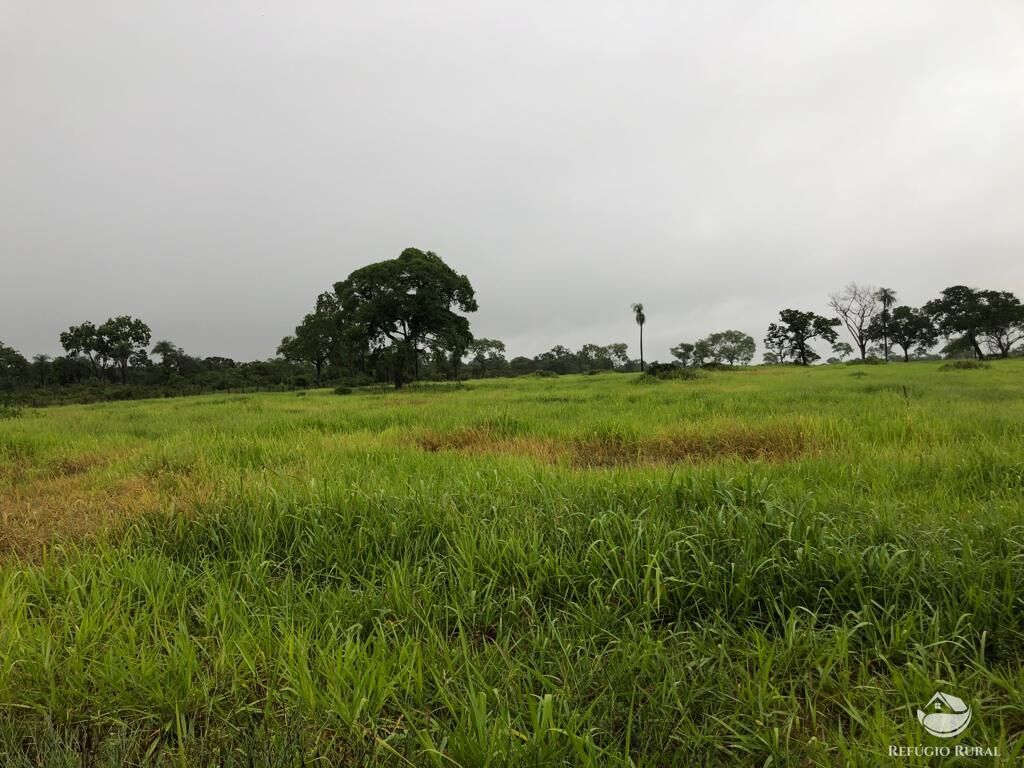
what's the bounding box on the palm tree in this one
[631,302,646,372]
[874,287,897,361]
[151,340,180,378]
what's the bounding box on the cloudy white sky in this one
[3,1,1023,362]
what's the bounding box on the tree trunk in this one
[120,361,128,384]
[639,326,644,372]
[314,360,322,386]
[970,335,985,360]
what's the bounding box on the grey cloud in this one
[2,1,1022,361]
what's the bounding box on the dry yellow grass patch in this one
[415,422,812,467]
[0,475,158,558]
[0,451,210,558]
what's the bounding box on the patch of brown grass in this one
[0,451,211,559]
[569,424,809,467]
[416,428,563,463]
[0,475,160,558]
[415,423,812,467]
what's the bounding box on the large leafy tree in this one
[0,341,30,388]
[979,290,1024,358]
[466,338,507,377]
[762,324,790,364]
[869,306,937,362]
[534,345,576,375]
[31,354,52,387]
[828,283,878,360]
[334,248,477,388]
[99,316,152,384]
[59,321,107,379]
[699,330,756,365]
[604,343,630,370]
[278,292,341,386]
[60,316,151,383]
[764,309,840,365]
[924,286,1024,359]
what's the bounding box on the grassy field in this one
[1,361,1022,766]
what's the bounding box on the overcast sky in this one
[3,2,1023,362]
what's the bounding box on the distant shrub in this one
[333,386,353,395]
[532,370,559,378]
[846,357,885,365]
[295,391,307,397]
[940,359,990,371]
[645,363,700,381]
[0,405,23,420]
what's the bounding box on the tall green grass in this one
[1,361,1022,765]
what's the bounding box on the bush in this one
[0,405,23,420]
[644,363,700,381]
[940,359,991,371]
[333,386,353,395]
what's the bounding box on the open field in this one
[1,361,1023,766]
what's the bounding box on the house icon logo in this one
[917,692,972,738]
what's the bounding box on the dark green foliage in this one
[334,248,478,388]
[0,405,22,420]
[644,362,700,380]
[764,309,841,365]
[674,331,755,366]
[868,305,937,361]
[277,292,342,386]
[940,359,991,371]
[925,285,1024,359]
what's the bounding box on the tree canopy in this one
[333,248,478,387]
[764,309,840,365]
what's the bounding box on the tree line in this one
[757,283,1024,366]
[2,250,1023,404]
